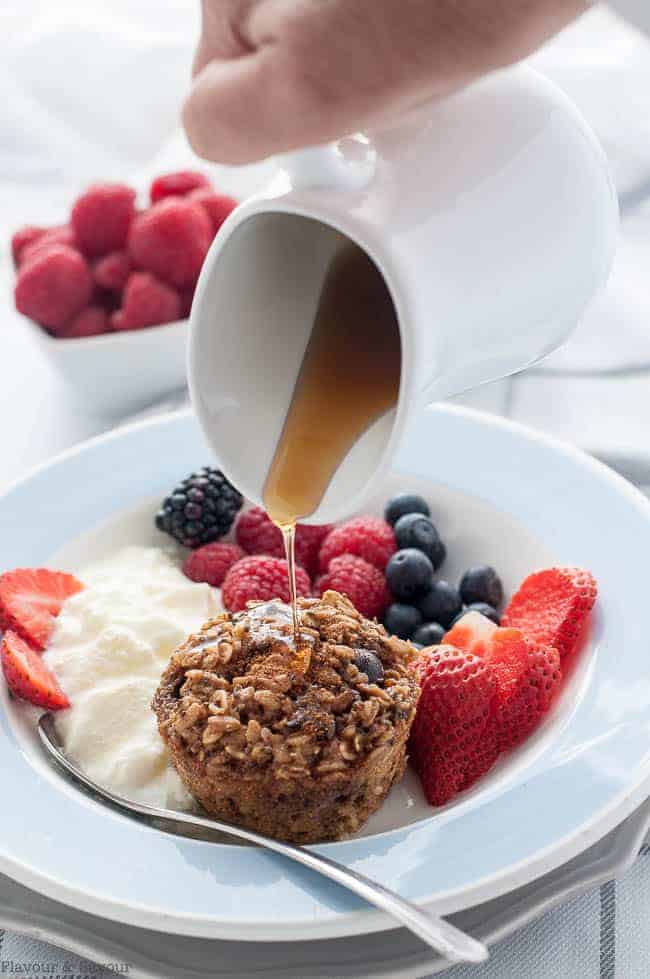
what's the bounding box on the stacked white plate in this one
[2,406,650,976]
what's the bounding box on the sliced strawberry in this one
[1,631,69,710]
[410,645,498,805]
[483,627,561,751]
[0,568,83,650]
[443,609,497,657]
[501,567,597,658]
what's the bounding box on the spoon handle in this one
[248,830,488,964]
[38,715,487,964]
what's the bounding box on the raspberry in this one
[182,542,245,587]
[58,305,109,339]
[71,183,136,258]
[128,198,212,288]
[179,285,195,319]
[501,567,597,659]
[14,245,93,331]
[235,507,332,576]
[319,516,396,572]
[409,646,498,806]
[11,226,46,265]
[314,554,389,619]
[188,189,238,233]
[20,226,77,266]
[113,273,181,331]
[221,556,311,612]
[150,170,212,204]
[93,250,132,292]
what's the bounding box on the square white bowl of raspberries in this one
[11,172,237,417]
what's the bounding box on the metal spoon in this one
[38,714,487,964]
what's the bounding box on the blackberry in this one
[155,467,243,549]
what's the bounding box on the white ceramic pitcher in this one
[188,65,618,524]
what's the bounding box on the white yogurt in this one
[44,546,220,809]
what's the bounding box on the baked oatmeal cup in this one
[153,591,419,843]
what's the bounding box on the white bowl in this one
[19,314,188,417]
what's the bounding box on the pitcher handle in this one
[277,137,377,192]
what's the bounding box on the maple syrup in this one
[263,242,401,651]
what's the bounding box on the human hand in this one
[184,0,586,164]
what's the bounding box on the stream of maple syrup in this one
[262,243,401,655]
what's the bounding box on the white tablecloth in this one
[1,3,650,976]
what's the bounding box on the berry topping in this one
[93,250,132,292]
[393,513,446,569]
[501,567,597,658]
[189,189,238,233]
[459,565,503,609]
[314,554,390,620]
[412,621,445,647]
[14,245,93,331]
[354,649,385,685]
[222,556,311,612]
[409,645,498,805]
[128,198,212,288]
[150,170,212,204]
[11,226,46,265]
[483,627,561,751]
[319,516,396,572]
[443,609,497,657]
[418,581,463,629]
[383,602,422,639]
[182,541,245,587]
[114,272,181,331]
[384,493,430,526]
[1,631,70,711]
[71,183,136,258]
[235,507,332,576]
[156,467,243,549]
[385,549,433,602]
[0,568,83,650]
[455,602,500,625]
[58,305,109,339]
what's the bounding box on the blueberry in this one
[452,602,500,626]
[385,493,430,527]
[412,622,446,646]
[393,514,446,570]
[383,603,423,639]
[386,549,434,602]
[418,581,463,628]
[459,566,503,609]
[354,649,385,684]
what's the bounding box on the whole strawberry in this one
[221,556,311,612]
[409,645,498,806]
[182,542,245,587]
[236,507,332,576]
[314,554,390,620]
[319,516,396,572]
[502,567,597,658]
